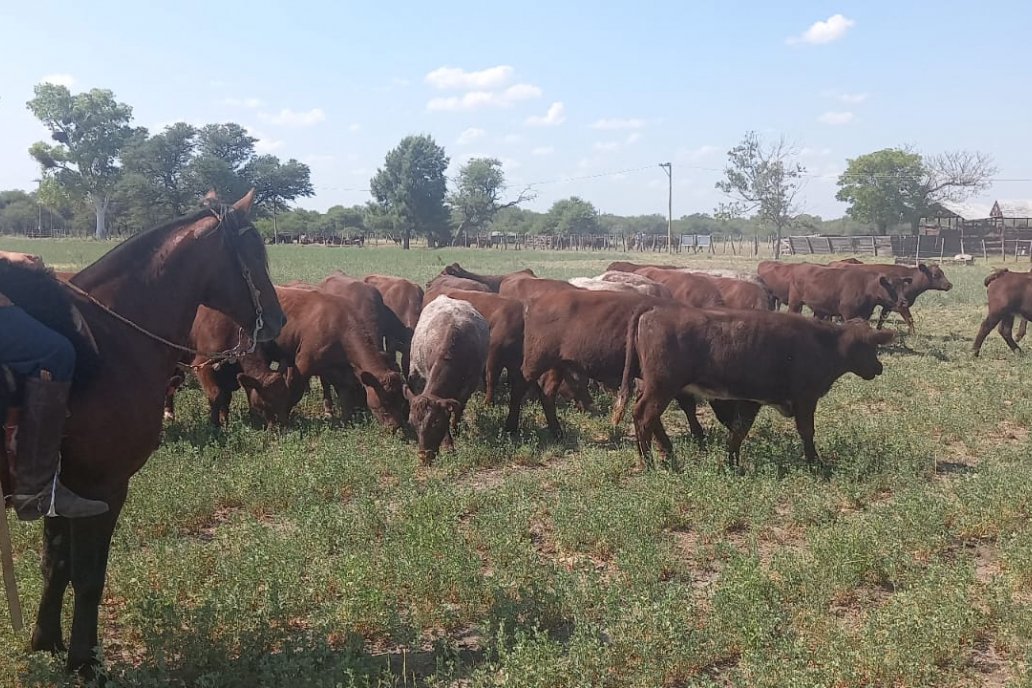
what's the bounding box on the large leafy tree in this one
[118,122,199,228]
[26,84,136,239]
[715,131,806,259]
[242,155,314,212]
[835,148,921,235]
[449,157,533,236]
[187,123,258,201]
[836,147,996,235]
[370,134,450,248]
[541,197,599,235]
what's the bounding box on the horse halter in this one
[63,206,270,367]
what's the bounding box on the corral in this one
[2,239,1031,687]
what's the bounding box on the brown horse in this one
[13,191,285,678]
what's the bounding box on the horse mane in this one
[73,202,255,290]
[0,261,102,390]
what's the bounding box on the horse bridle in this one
[62,206,268,367]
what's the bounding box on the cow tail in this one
[612,305,648,427]
[985,269,1008,288]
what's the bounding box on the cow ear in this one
[879,276,891,289]
[237,373,260,392]
[441,398,462,414]
[359,371,381,389]
[868,329,896,346]
[919,263,931,275]
[403,386,416,402]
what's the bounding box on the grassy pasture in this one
[2,240,1032,687]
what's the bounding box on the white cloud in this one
[426,83,540,112]
[245,126,283,153]
[817,111,855,125]
[223,96,263,109]
[259,107,327,127]
[787,14,855,45]
[348,123,361,133]
[677,144,720,162]
[457,127,486,145]
[303,154,335,164]
[838,91,869,103]
[593,141,621,152]
[531,146,554,156]
[526,101,566,127]
[590,117,645,130]
[425,65,514,90]
[40,73,75,87]
[626,132,642,145]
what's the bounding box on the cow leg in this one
[31,516,71,653]
[793,401,821,465]
[1017,317,1029,343]
[504,369,527,435]
[875,306,890,330]
[711,400,760,471]
[320,376,335,418]
[898,305,916,335]
[66,486,127,679]
[632,385,673,469]
[537,369,565,439]
[196,367,230,427]
[484,348,503,406]
[998,315,1023,353]
[674,392,706,449]
[973,312,1006,356]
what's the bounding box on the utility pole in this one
[659,163,672,252]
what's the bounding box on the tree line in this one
[1,83,998,247]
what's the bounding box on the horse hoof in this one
[30,629,65,654]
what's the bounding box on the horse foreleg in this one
[31,516,71,653]
[67,488,125,678]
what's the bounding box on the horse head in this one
[197,189,286,344]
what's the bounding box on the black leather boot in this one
[10,377,108,520]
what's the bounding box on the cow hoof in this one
[30,628,65,654]
[163,410,175,423]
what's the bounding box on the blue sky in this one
[2,1,1030,219]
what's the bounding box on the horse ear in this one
[233,188,257,216]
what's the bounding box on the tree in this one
[118,122,199,228]
[715,131,806,259]
[26,83,135,239]
[835,148,996,235]
[835,149,922,235]
[242,155,314,212]
[449,157,533,238]
[541,197,599,235]
[370,135,450,248]
[187,123,258,201]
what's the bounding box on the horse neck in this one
[73,225,218,349]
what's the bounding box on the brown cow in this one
[425,289,527,433]
[520,289,663,438]
[973,268,1032,355]
[831,257,865,265]
[787,265,911,322]
[757,261,812,308]
[424,275,492,303]
[363,274,423,374]
[829,262,953,333]
[614,304,895,467]
[319,271,411,371]
[258,286,409,428]
[407,296,490,464]
[165,307,299,427]
[622,266,724,308]
[442,263,536,292]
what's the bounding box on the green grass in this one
[3,240,1032,686]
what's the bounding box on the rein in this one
[61,207,266,369]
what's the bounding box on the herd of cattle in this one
[162,257,1032,468]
